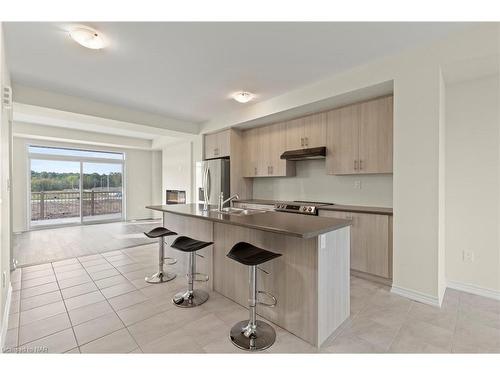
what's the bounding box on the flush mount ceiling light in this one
[232,91,255,103]
[69,27,105,49]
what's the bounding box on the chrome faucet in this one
[218,192,240,211]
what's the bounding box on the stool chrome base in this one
[172,289,209,308]
[230,320,276,351]
[145,271,176,284]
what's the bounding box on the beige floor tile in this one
[60,282,98,299]
[20,290,62,312]
[21,268,54,281]
[355,302,410,328]
[20,300,67,326]
[73,312,124,346]
[64,347,81,353]
[52,258,79,268]
[21,328,77,353]
[108,257,136,267]
[100,282,137,299]
[22,263,53,274]
[19,312,71,345]
[68,300,114,326]
[107,290,149,311]
[21,274,57,289]
[64,290,105,311]
[78,254,104,262]
[102,250,125,258]
[453,312,500,352]
[56,269,89,281]
[407,301,458,331]
[183,313,230,348]
[80,328,138,353]
[84,262,114,274]
[94,274,129,289]
[57,274,92,289]
[128,311,180,346]
[116,262,152,274]
[321,333,386,353]
[53,263,84,274]
[342,317,400,350]
[116,298,174,326]
[79,258,109,268]
[388,319,453,353]
[140,327,203,353]
[202,335,244,353]
[267,328,317,353]
[21,282,59,299]
[90,268,120,281]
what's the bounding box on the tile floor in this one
[13,220,161,266]
[3,243,500,353]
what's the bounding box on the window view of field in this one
[30,158,123,225]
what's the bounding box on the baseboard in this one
[447,280,500,301]
[351,270,392,286]
[391,284,441,307]
[0,283,13,349]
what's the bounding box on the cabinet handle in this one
[305,137,309,147]
[270,166,273,175]
[354,160,358,171]
[254,167,257,175]
[300,138,304,147]
[359,160,363,170]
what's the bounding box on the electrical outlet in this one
[462,250,475,263]
[354,180,361,189]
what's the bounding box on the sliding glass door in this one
[29,145,124,228]
[30,159,81,227]
[82,162,123,223]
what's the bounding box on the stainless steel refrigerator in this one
[195,159,230,207]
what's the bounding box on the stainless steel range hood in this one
[280,146,326,161]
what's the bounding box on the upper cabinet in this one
[285,112,326,150]
[242,122,295,178]
[204,129,231,159]
[326,96,393,175]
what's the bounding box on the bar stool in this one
[226,242,282,351]
[144,227,177,283]
[170,236,213,308]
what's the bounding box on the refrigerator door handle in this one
[206,167,211,202]
[203,165,209,207]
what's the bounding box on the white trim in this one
[391,284,441,307]
[447,280,500,301]
[0,283,13,350]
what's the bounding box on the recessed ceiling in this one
[4,22,469,123]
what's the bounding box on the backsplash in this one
[252,159,393,207]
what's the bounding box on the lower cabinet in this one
[319,210,392,280]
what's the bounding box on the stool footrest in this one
[163,257,177,266]
[257,290,277,307]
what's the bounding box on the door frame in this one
[27,144,126,230]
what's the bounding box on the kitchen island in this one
[146,203,351,347]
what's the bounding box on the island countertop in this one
[146,203,351,239]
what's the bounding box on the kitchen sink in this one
[211,207,266,216]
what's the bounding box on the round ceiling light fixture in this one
[69,27,105,49]
[232,91,255,103]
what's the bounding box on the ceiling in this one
[4,22,468,124]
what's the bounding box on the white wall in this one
[445,74,500,293]
[198,24,500,304]
[11,126,162,232]
[0,23,12,345]
[253,159,393,207]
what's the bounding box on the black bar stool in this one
[170,236,213,308]
[143,227,177,283]
[226,242,282,351]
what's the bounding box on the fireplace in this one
[166,190,186,205]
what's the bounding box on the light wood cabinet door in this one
[319,210,391,279]
[242,127,259,177]
[326,104,360,175]
[257,125,272,176]
[303,112,326,148]
[216,129,231,158]
[285,117,305,150]
[359,96,393,173]
[267,122,288,176]
[204,129,230,159]
[350,212,390,278]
